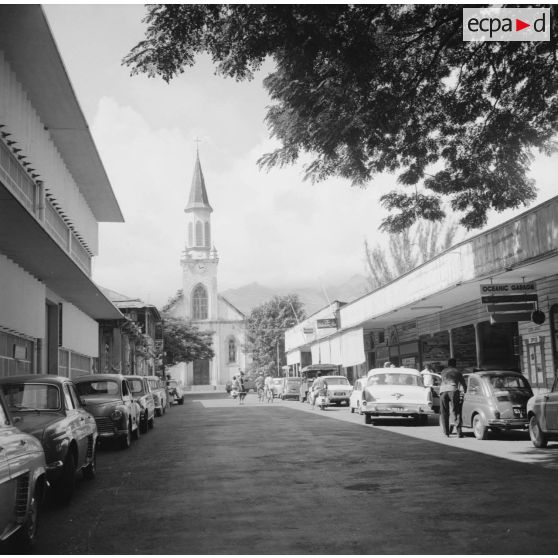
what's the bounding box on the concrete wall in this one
[0,253,45,339]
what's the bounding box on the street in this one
[16,392,558,555]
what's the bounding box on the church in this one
[165,151,249,390]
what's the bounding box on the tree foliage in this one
[246,294,305,376]
[124,4,558,232]
[162,316,214,365]
[364,219,460,289]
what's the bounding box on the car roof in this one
[367,367,420,376]
[469,370,525,377]
[74,374,126,382]
[0,374,70,385]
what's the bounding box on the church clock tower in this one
[181,151,219,322]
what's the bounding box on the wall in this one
[0,253,45,339]
[0,53,98,254]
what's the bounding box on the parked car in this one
[527,375,558,448]
[424,372,441,413]
[125,375,156,432]
[280,377,302,400]
[308,375,351,407]
[0,374,98,503]
[462,370,533,440]
[361,367,435,425]
[74,374,141,449]
[349,377,367,414]
[271,378,283,398]
[167,379,185,405]
[146,375,168,416]
[0,390,47,548]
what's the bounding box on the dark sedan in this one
[0,374,98,504]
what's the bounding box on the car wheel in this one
[529,415,548,448]
[473,414,488,440]
[178,397,184,405]
[82,450,96,480]
[56,452,76,504]
[140,412,149,434]
[121,421,132,450]
[364,413,373,425]
[14,486,39,548]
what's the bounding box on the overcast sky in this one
[44,4,558,308]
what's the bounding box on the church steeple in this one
[185,151,213,213]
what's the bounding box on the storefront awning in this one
[287,350,301,365]
[341,328,365,367]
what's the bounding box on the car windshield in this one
[486,375,530,391]
[76,380,120,397]
[367,373,421,387]
[323,377,349,385]
[128,379,145,395]
[2,383,61,411]
[286,379,301,385]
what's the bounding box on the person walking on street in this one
[264,372,274,403]
[238,372,247,405]
[439,358,467,437]
[255,373,265,402]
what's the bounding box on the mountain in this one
[221,274,370,316]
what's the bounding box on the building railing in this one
[0,136,92,276]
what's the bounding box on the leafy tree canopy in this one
[162,315,214,365]
[246,294,305,376]
[124,4,558,232]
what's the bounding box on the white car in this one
[308,375,351,407]
[361,367,434,425]
[349,377,367,414]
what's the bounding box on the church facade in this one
[165,152,249,390]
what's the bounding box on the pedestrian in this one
[421,364,435,387]
[264,372,274,403]
[231,376,239,399]
[238,371,247,405]
[439,358,467,438]
[255,373,265,402]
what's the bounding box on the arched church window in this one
[192,284,208,319]
[195,221,203,247]
[205,221,211,248]
[188,222,193,247]
[228,337,236,363]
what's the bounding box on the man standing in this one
[439,358,467,438]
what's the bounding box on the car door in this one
[121,380,136,427]
[0,399,16,534]
[462,375,483,427]
[543,377,558,431]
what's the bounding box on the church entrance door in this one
[193,359,210,385]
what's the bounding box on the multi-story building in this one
[0,6,124,378]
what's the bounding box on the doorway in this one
[193,359,210,385]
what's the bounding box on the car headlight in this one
[111,409,123,421]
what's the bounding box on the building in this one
[165,152,249,389]
[98,289,163,377]
[0,6,124,378]
[285,195,558,393]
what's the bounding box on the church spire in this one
[185,150,213,213]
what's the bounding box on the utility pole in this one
[276,338,280,377]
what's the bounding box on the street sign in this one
[486,303,535,312]
[303,327,314,334]
[317,318,337,329]
[481,294,538,304]
[480,282,536,294]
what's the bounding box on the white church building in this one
[166,152,249,390]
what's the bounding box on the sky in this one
[43,4,558,309]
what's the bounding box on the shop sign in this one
[13,344,27,360]
[317,318,337,329]
[480,282,536,294]
[303,327,314,334]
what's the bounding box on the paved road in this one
[12,392,558,554]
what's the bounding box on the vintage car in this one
[74,374,141,449]
[307,375,351,407]
[462,370,533,440]
[167,379,185,405]
[299,364,340,402]
[271,378,283,398]
[361,367,435,425]
[0,374,98,503]
[125,375,156,432]
[146,375,168,417]
[349,377,367,414]
[280,377,302,400]
[527,375,558,448]
[0,390,47,547]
